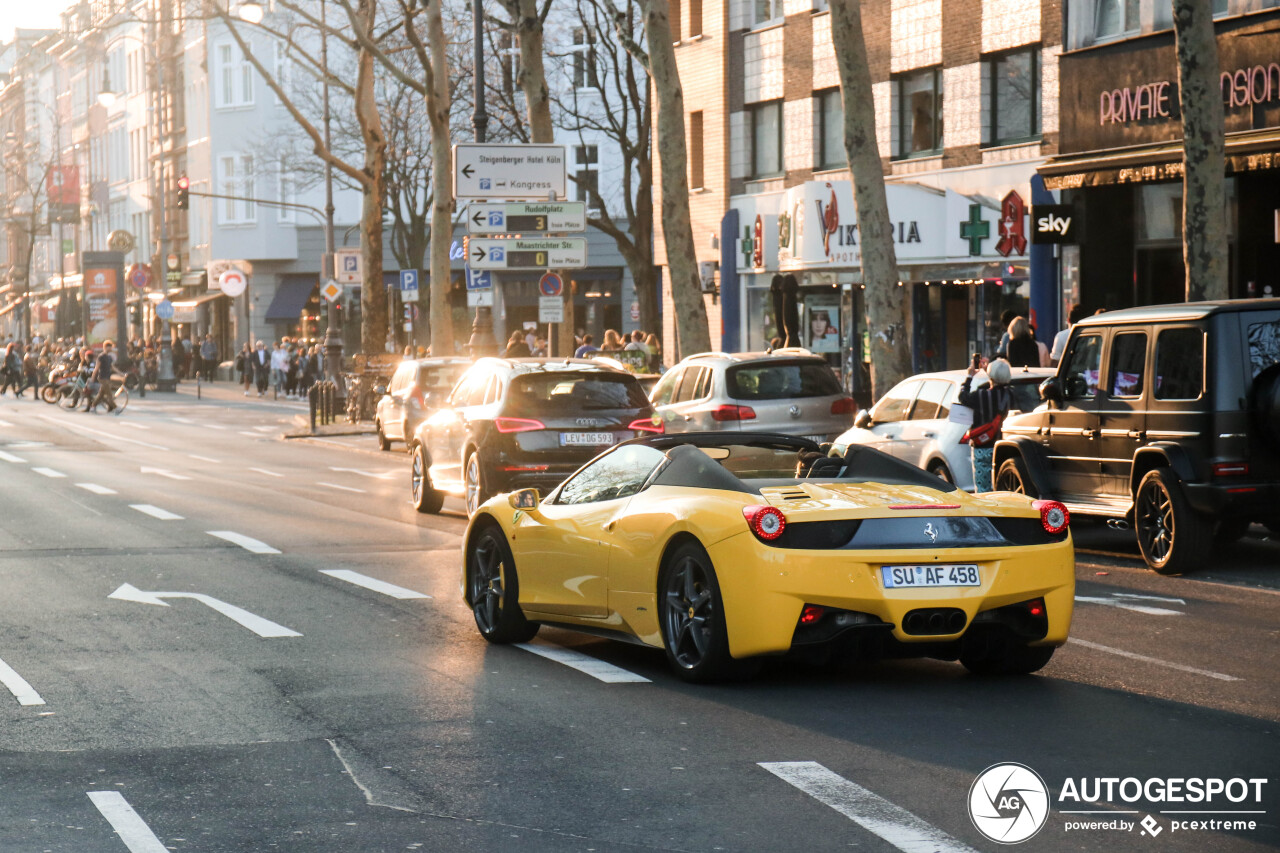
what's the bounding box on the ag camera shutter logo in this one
[969,763,1050,844]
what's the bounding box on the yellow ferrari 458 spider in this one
[461,433,1074,682]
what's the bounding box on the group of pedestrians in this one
[0,335,131,413]
[235,337,324,399]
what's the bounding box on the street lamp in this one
[466,0,497,357]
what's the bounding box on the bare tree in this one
[1172,0,1228,301]
[829,0,911,398]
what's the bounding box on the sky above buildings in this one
[0,5,60,44]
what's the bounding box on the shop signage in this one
[994,191,1028,257]
[49,165,80,224]
[1030,205,1078,244]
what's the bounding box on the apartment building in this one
[661,0,1063,388]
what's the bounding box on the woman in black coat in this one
[1005,316,1040,368]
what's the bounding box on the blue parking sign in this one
[399,269,419,291]
[466,266,491,290]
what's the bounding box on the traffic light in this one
[176,175,189,210]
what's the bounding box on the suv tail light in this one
[830,397,857,415]
[711,404,756,422]
[1212,462,1249,477]
[409,387,426,409]
[1032,500,1070,534]
[494,417,545,433]
[742,505,786,540]
[628,417,664,434]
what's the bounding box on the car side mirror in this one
[1040,377,1063,408]
[854,409,873,430]
[509,488,540,511]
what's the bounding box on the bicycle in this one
[85,377,129,414]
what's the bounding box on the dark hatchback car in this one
[995,299,1280,574]
[374,357,472,451]
[408,358,662,515]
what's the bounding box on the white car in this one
[831,367,1054,491]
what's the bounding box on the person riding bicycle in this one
[88,341,119,413]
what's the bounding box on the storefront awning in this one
[264,280,315,321]
[1040,128,1280,190]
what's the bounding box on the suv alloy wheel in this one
[1133,468,1212,575]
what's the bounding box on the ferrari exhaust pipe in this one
[1107,518,1130,530]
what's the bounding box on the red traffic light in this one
[176,175,190,190]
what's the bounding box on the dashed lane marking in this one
[120,422,150,430]
[0,419,12,426]
[76,483,117,495]
[318,481,366,493]
[1074,595,1183,616]
[32,467,65,478]
[0,656,44,706]
[514,641,651,683]
[250,467,284,478]
[329,466,398,479]
[239,430,262,437]
[1069,638,1241,681]
[0,450,25,463]
[207,530,281,554]
[130,504,184,521]
[87,791,169,853]
[759,762,979,853]
[204,424,227,430]
[188,454,220,463]
[170,417,195,424]
[320,569,431,599]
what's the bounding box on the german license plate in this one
[560,432,615,447]
[881,564,981,588]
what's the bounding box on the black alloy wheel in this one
[376,421,391,451]
[1134,468,1210,575]
[994,456,1038,497]
[659,541,745,682]
[466,526,538,643]
[464,451,490,517]
[928,462,954,485]
[410,445,444,514]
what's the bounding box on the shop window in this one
[816,88,845,171]
[748,100,784,178]
[894,69,942,159]
[1155,328,1203,399]
[1108,332,1147,398]
[984,48,1039,146]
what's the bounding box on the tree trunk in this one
[829,0,911,400]
[514,0,554,142]
[426,0,456,356]
[642,0,711,359]
[1172,0,1228,302]
[355,0,388,354]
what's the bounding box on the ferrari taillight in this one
[1032,500,1070,534]
[628,416,664,434]
[742,505,786,541]
[494,417,545,433]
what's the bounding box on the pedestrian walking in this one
[574,334,599,358]
[1,342,23,397]
[1050,304,1087,367]
[87,340,118,414]
[301,345,321,390]
[503,330,531,358]
[250,341,271,396]
[270,342,288,395]
[1004,316,1040,368]
[238,343,252,395]
[23,344,40,396]
[200,334,219,381]
[957,357,1015,493]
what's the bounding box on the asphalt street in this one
[0,385,1276,852]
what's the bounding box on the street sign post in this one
[538,272,563,297]
[465,266,492,291]
[335,248,362,284]
[539,296,564,323]
[468,237,587,271]
[127,263,153,290]
[452,143,567,199]
[321,279,344,303]
[466,201,587,234]
[399,269,420,301]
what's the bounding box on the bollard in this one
[196,374,201,400]
[309,383,318,434]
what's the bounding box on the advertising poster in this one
[805,295,841,353]
[84,267,119,345]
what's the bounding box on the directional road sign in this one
[465,266,492,291]
[466,201,587,234]
[399,269,419,301]
[335,248,362,284]
[468,237,587,271]
[453,143,567,200]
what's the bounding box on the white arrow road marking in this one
[87,791,169,853]
[1070,638,1240,681]
[329,466,398,479]
[0,656,44,706]
[320,570,431,599]
[514,641,651,683]
[188,454,220,463]
[1074,595,1183,616]
[250,467,284,478]
[0,450,25,463]
[32,467,66,478]
[140,467,191,481]
[759,762,979,853]
[207,530,281,554]
[77,483,118,495]
[129,505,184,521]
[109,583,301,638]
[318,482,366,493]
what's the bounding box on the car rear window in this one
[726,360,841,400]
[417,364,467,392]
[508,373,649,411]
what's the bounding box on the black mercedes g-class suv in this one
[993,299,1280,574]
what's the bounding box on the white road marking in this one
[0,450,25,463]
[1070,638,1241,681]
[76,483,118,495]
[139,466,191,481]
[758,762,979,853]
[1112,592,1186,604]
[87,791,169,853]
[32,467,65,478]
[171,417,195,424]
[329,466,398,479]
[318,481,366,493]
[188,454,220,463]
[109,583,301,638]
[0,656,45,706]
[204,424,227,430]
[207,530,281,554]
[129,505,184,521]
[320,569,431,599]
[0,419,12,426]
[250,467,284,477]
[120,422,150,430]
[1074,595,1183,616]
[514,641,651,683]
[39,415,169,450]
[239,430,262,437]
[253,426,275,432]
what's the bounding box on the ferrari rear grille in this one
[773,488,810,501]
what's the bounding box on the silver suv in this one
[649,348,855,441]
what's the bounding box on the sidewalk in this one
[141,377,375,438]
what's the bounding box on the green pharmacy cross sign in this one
[960,204,990,256]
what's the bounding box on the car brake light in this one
[711,404,756,421]
[1212,462,1249,477]
[799,604,825,625]
[742,505,786,540]
[830,397,857,415]
[1026,598,1046,618]
[494,417,545,433]
[628,417,664,434]
[1032,499,1070,534]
